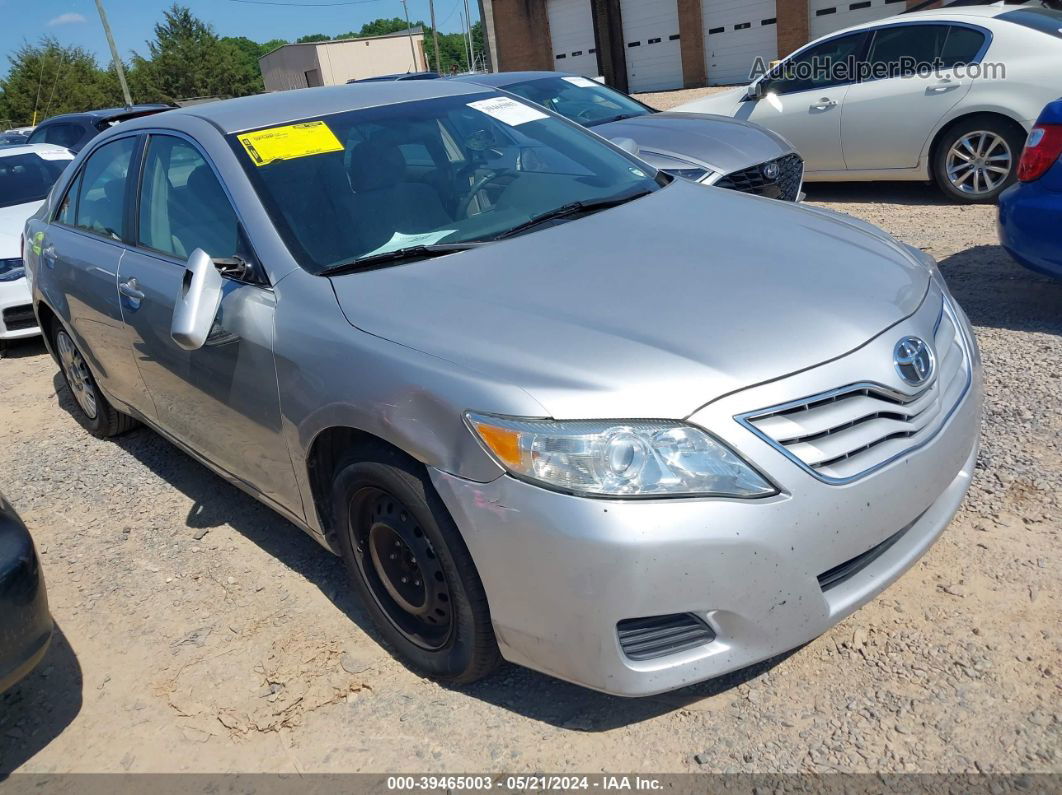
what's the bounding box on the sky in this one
[0,0,479,67]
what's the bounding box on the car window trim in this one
[131,129,270,287]
[858,20,992,83]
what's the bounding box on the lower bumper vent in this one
[817,521,916,592]
[2,305,36,332]
[617,613,715,661]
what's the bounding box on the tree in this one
[358,18,412,38]
[259,38,289,55]
[129,4,260,103]
[296,33,331,44]
[0,38,121,127]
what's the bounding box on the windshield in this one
[230,92,660,274]
[999,8,1062,40]
[0,152,71,208]
[500,76,654,128]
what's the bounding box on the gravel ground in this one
[0,87,1059,774]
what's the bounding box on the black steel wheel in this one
[331,446,500,684]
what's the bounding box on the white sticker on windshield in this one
[36,150,74,161]
[363,230,457,257]
[562,76,599,88]
[467,97,548,126]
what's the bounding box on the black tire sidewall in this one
[332,455,493,683]
[934,118,1025,203]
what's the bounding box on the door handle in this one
[119,277,145,306]
[42,245,57,266]
[927,81,956,94]
[810,98,837,111]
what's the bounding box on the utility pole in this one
[462,0,474,71]
[400,0,417,72]
[428,0,441,74]
[95,0,133,108]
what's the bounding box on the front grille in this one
[617,613,715,661]
[738,300,970,483]
[715,153,804,201]
[2,304,36,331]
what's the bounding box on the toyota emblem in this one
[893,336,935,387]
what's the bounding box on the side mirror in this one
[745,81,767,102]
[171,248,224,351]
[610,137,640,156]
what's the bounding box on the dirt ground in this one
[0,87,1059,775]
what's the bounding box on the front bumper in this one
[0,277,40,341]
[0,501,53,695]
[432,294,983,697]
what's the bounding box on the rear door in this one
[840,23,981,170]
[115,132,295,505]
[42,134,152,412]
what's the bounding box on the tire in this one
[331,446,500,685]
[933,115,1027,203]
[52,327,138,438]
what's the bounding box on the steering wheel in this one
[457,170,505,219]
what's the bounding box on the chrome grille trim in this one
[735,299,972,485]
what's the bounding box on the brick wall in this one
[776,0,810,59]
[491,0,554,71]
[677,0,707,87]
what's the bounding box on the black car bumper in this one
[0,498,52,695]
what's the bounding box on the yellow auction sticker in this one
[237,121,343,167]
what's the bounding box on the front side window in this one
[230,93,660,273]
[762,32,870,95]
[74,136,137,240]
[501,76,653,128]
[138,135,239,260]
[29,122,85,150]
[0,153,72,209]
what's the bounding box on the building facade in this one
[478,0,942,93]
[259,29,428,91]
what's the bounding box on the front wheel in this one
[331,448,500,684]
[933,117,1026,203]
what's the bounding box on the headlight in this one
[662,166,712,182]
[0,258,25,283]
[466,413,777,498]
[645,152,715,183]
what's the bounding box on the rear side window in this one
[999,8,1062,40]
[74,137,137,240]
[939,26,987,67]
[866,25,950,76]
[137,135,238,260]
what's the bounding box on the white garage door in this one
[620,0,683,93]
[702,0,777,86]
[810,0,907,40]
[547,0,598,77]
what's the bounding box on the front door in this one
[116,133,298,509]
[739,31,871,172]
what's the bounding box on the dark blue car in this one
[998,98,1062,279]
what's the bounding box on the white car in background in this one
[0,144,73,349]
[674,5,1062,202]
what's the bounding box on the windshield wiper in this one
[491,188,653,241]
[321,242,485,276]
[585,112,645,127]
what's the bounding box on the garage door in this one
[702,0,777,86]
[547,0,598,77]
[620,0,683,93]
[810,0,907,40]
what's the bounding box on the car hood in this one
[594,112,792,175]
[0,201,41,259]
[672,87,748,118]
[330,180,929,420]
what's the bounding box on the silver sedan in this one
[26,80,981,696]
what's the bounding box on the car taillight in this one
[1017,124,1062,183]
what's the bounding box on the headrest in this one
[185,165,228,209]
[347,139,406,192]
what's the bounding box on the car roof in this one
[0,143,74,159]
[454,71,578,87]
[127,81,494,135]
[37,104,173,124]
[816,4,1029,39]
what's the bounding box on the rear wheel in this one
[331,448,500,684]
[53,328,137,438]
[933,116,1026,203]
